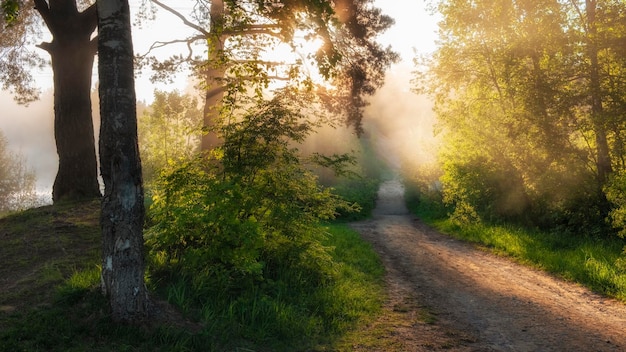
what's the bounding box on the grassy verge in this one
[0,202,384,351]
[408,196,626,302]
[150,222,385,351]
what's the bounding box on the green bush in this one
[332,176,379,221]
[143,93,384,349]
[146,96,353,297]
[606,170,626,238]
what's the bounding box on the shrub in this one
[146,96,353,296]
[606,170,626,238]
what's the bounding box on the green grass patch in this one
[1,276,205,352]
[411,197,626,301]
[1,200,385,351]
[151,223,385,351]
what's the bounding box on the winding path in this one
[349,179,626,351]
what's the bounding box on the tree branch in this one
[33,0,54,35]
[136,35,205,59]
[206,86,224,101]
[80,3,98,34]
[233,59,287,67]
[223,27,282,38]
[151,0,210,37]
[36,41,54,53]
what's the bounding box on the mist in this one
[363,65,439,173]
[0,90,57,200]
[0,64,435,207]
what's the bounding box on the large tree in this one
[419,0,626,228]
[1,0,101,202]
[140,0,396,149]
[97,0,148,322]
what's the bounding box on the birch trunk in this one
[97,0,148,323]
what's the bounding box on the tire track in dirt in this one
[350,179,626,351]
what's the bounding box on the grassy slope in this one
[0,200,101,317]
[0,200,386,351]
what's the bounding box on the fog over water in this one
[0,91,57,197]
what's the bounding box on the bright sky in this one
[374,0,439,61]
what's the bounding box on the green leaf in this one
[1,0,20,25]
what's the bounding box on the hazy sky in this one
[0,0,440,196]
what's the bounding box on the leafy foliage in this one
[0,202,383,351]
[0,0,44,104]
[1,0,19,24]
[419,0,626,233]
[329,138,391,221]
[140,0,397,138]
[147,93,354,295]
[138,90,203,186]
[606,171,626,238]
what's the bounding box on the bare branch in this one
[151,0,210,37]
[232,59,288,67]
[256,75,289,81]
[136,35,205,59]
[36,41,54,53]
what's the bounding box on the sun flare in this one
[261,30,329,87]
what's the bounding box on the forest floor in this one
[347,179,626,351]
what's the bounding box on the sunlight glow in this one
[261,30,328,88]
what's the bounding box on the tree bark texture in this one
[97,0,148,323]
[34,0,101,202]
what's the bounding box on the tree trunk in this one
[201,0,226,151]
[586,0,612,184]
[34,0,101,202]
[97,0,148,323]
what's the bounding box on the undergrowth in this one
[0,222,383,351]
[1,94,388,351]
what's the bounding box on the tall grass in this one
[410,195,626,301]
[0,224,383,352]
[152,223,384,351]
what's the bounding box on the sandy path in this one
[349,179,626,351]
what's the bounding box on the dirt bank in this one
[349,179,626,351]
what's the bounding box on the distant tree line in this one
[0,130,41,213]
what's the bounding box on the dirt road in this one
[349,179,626,351]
